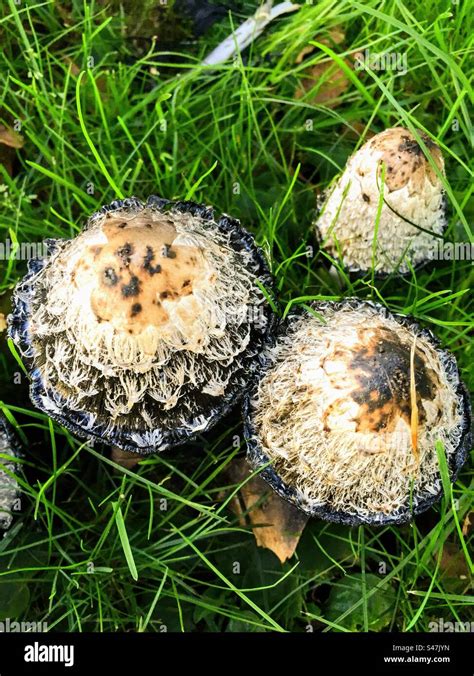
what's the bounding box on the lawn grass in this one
[0,0,472,632]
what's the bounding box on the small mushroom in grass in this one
[8,197,275,457]
[315,128,447,275]
[244,299,471,526]
[0,414,21,530]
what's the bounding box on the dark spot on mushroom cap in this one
[369,127,445,192]
[121,275,141,298]
[161,244,176,259]
[116,242,134,265]
[143,246,162,275]
[84,213,209,333]
[362,193,370,203]
[103,267,119,287]
[130,303,142,317]
[398,132,437,156]
[347,329,438,432]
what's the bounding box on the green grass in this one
[0,0,472,632]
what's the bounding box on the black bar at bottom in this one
[0,631,471,674]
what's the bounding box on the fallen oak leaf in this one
[295,60,350,108]
[0,124,24,149]
[226,457,308,563]
[110,446,143,469]
[294,27,352,109]
[294,25,345,64]
[462,510,473,537]
[294,43,315,65]
[0,122,24,177]
[437,541,472,584]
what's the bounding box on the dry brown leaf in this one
[295,26,345,64]
[295,61,350,108]
[0,145,14,177]
[295,44,315,65]
[0,124,24,149]
[55,1,74,27]
[294,26,352,109]
[0,122,23,176]
[322,26,345,46]
[227,457,308,563]
[462,511,474,537]
[438,542,471,581]
[110,446,143,469]
[62,56,81,77]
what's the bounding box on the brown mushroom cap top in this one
[366,127,444,193]
[320,324,440,438]
[73,212,208,335]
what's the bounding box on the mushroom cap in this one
[244,299,471,525]
[0,415,21,530]
[314,128,447,276]
[9,197,275,454]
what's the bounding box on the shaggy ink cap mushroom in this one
[315,128,447,276]
[0,414,21,530]
[8,196,275,454]
[244,299,471,525]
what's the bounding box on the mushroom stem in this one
[111,446,143,469]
